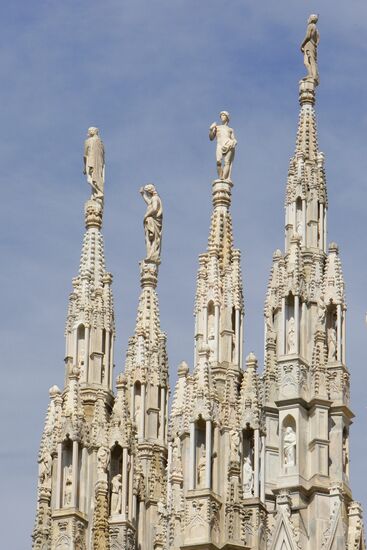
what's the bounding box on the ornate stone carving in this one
[111,474,122,515]
[283,427,296,467]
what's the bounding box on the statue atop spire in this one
[140,184,163,263]
[209,111,237,181]
[83,126,105,202]
[301,14,320,85]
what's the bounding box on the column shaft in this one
[205,420,212,489]
[337,304,342,361]
[122,447,128,520]
[71,440,79,508]
[141,383,146,438]
[189,422,196,490]
[295,295,300,354]
[214,305,220,362]
[254,429,259,498]
[160,387,166,442]
[56,442,62,509]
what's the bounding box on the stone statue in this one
[283,426,296,467]
[265,303,274,334]
[197,444,206,487]
[230,429,241,462]
[327,327,337,361]
[300,14,320,85]
[243,456,254,497]
[209,111,237,181]
[64,465,73,506]
[287,317,296,353]
[83,127,105,201]
[39,453,52,486]
[97,446,110,475]
[317,295,326,327]
[140,184,163,263]
[111,474,122,515]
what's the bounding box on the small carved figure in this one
[134,404,141,436]
[140,184,163,263]
[39,453,52,486]
[64,465,73,506]
[208,329,215,360]
[171,436,182,474]
[283,426,296,467]
[197,444,206,487]
[265,303,274,334]
[230,429,241,462]
[317,295,326,327]
[97,446,110,475]
[111,474,122,515]
[287,317,296,353]
[300,14,320,85]
[327,327,337,361]
[243,456,254,497]
[83,127,105,201]
[209,111,237,181]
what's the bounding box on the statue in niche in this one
[97,446,110,475]
[327,327,337,361]
[243,456,254,497]
[83,127,105,201]
[300,14,320,85]
[317,295,326,327]
[134,403,141,435]
[342,432,349,476]
[209,111,237,181]
[208,329,215,360]
[197,444,206,487]
[230,429,241,462]
[283,426,296,467]
[287,317,296,353]
[111,474,122,515]
[171,436,182,474]
[64,465,73,506]
[265,303,274,335]
[39,453,52,486]
[140,184,163,263]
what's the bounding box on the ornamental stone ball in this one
[83,126,105,201]
[300,14,320,85]
[209,111,237,181]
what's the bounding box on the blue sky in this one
[1,1,366,547]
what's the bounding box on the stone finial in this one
[49,385,61,398]
[178,361,189,377]
[85,198,103,229]
[209,111,237,181]
[212,179,233,211]
[329,242,339,254]
[246,352,257,366]
[140,259,158,289]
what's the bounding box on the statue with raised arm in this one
[83,127,105,201]
[140,184,163,263]
[209,111,237,181]
[301,14,320,85]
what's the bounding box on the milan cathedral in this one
[32,16,365,550]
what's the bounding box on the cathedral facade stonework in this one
[32,17,365,550]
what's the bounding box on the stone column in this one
[160,386,166,442]
[260,434,265,503]
[56,442,62,509]
[214,305,220,362]
[105,331,111,389]
[141,383,146,438]
[109,334,114,390]
[235,308,241,366]
[295,295,300,354]
[73,329,78,367]
[337,304,342,361]
[84,326,90,382]
[302,199,306,246]
[122,447,128,520]
[72,440,79,508]
[319,203,324,250]
[301,302,307,358]
[342,309,346,364]
[281,297,286,355]
[189,422,196,490]
[131,386,135,421]
[129,453,134,521]
[324,209,327,252]
[254,429,260,498]
[205,420,212,489]
[203,306,208,343]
